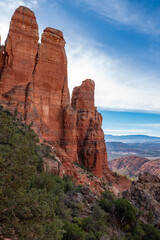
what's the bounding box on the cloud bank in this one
[67,39,160,112]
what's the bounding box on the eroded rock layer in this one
[0,6,116,183]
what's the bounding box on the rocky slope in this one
[123,173,160,228]
[109,155,160,178]
[140,159,160,176]
[0,6,131,193]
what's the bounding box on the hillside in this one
[1,105,160,239]
[109,155,160,178]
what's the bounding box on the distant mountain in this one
[105,134,160,143]
[108,155,160,178]
[106,141,160,160]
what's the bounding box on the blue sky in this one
[0,0,160,136]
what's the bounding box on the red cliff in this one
[71,80,108,177]
[0,6,131,193]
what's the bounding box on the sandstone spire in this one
[0,6,110,180]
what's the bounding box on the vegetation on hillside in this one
[0,106,160,240]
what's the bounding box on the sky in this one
[0,0,160,136]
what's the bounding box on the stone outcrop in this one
[0,6,131,192]
[71,80,108,177]
[123,173,160,227]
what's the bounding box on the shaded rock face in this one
[123,173,160,227]
[0,6,109,179]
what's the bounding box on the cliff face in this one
[71,80,108,177]
[0,6,130,191]
[0,7,39,118]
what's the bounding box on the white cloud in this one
[67,38,160,112]
[141,123,160,128]
[74,0,160,35]
[104,129,150,135]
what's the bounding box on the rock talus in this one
[0,6,130,192]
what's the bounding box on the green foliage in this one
[99,191,115,213]
[129,222,160,240]
[82,206,108,240]
[115,198,137,224]
[63,175,75,192]
[99,198,114,212]
[102,190,115,201]
[0,106,160,240]
[0,107,64,239]
[63,222,85,240]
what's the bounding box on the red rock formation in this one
[0,6,39,117]
[71,80,108,177]
[32,27,70,141]
[0,6,131,193]
[62,105,77,161]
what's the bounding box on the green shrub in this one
[102,190,115,201]
[128,222,160,240]
[63,222,85,240]
[82,206,108,239]
[63,175,75,192]
[0,107,65,239]
[99,198,114,212]
[115,198,137,224]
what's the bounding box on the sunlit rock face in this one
[71,80,108,177]
[0,6,39,118]
[0,5,111,180]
